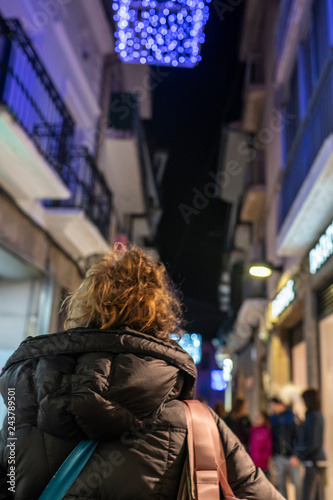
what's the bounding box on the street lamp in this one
[248,262,282,278]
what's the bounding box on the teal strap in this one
[39,440,99,500]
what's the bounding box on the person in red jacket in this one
[249,411,273,476]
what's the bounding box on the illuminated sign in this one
[309,221,333,274]
[271,280,295,318]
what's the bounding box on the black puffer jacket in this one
[0,327,284,499]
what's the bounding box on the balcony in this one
[242,56,265,134]
[43,147,112,258]
[101,92,160,240]
[240,151,266,223]
[278,49,333,256]
[0,16,112,258]
[0,16,73,203]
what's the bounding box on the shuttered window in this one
[317,281,333,319]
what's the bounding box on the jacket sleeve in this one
[211,410,285,500]
[297,412,323,460]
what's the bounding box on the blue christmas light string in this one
[112,0,211,67]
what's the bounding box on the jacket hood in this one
[0,327,196,440]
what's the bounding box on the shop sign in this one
[309,221,333,274]
[272,280,295,318]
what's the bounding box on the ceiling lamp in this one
[112,0,211,68]
[249,262,282,278]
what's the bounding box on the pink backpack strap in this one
[182,400,237,499]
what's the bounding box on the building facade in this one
[224,0,333,496]
[0,0,161,400]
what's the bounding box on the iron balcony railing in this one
[44,146,112,240]
[280,49,333,227]
[0,16,74,166]
[0,15,112,240]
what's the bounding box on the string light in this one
[112,0,210,68]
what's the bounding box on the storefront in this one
[317,303,333,499]
[309,257,333,499]
[267,218,333,498]
[267,273,307,409]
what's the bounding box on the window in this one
[282,0,331,165]
[283,66,300,164]
[298,17,319,116]
[313,0,330,71]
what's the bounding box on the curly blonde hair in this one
[64,246,183,341]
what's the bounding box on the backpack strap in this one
[38,440,98,500]
[182,400,236,499]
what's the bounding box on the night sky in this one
[146,1,245,338]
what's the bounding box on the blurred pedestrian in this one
[296,388,326,500]
[224,397,251,449]
[249,411,272,476]
[270,396,301,500]
[214,401,227,419]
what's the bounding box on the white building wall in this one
[262,2,284,300]
[59,1,104,99]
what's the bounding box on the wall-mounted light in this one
[249,262,282,278]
